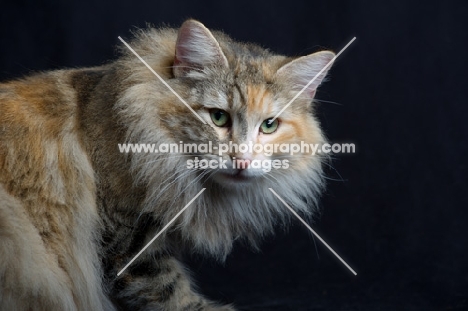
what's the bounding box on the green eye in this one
[260,118,279,134]
[210,109,230,127]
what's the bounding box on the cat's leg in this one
[111,250,235,311]
[0,187,79,311]
[0,185,115,311]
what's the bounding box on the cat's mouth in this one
[216,169,254,184]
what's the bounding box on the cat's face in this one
[158,20,334,189]
[117,20,335,256]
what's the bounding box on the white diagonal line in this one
[269,188,357,275]
[117,188,206,276]
[269,37,356,124]
[118,36,207,124]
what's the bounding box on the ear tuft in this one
[173,20,228,77]
[276,50,335,99]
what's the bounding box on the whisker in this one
[164,169,211,217]
[314,98,343,106]
[135,169,195,224]
[322,161,346,182]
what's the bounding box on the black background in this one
[1,1,467,310]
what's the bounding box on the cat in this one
[0,19,334,310]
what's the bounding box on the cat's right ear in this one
[173,20,229,77]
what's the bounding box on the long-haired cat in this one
[0,19,334,310]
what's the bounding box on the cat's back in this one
[1,70,84,137]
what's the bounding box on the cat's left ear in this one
[173,20,229,77]
[275,51,335,99]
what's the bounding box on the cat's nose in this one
[234,158,251,170]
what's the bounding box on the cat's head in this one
[118,20,335,258]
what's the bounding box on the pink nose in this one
[235,158,251,170]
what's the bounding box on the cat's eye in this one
[209,109,231,127]
[260,118,279,134]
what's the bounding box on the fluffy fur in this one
[0,20,334,310]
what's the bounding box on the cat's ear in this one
[173,20,229,77]
[275,51,335,99]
